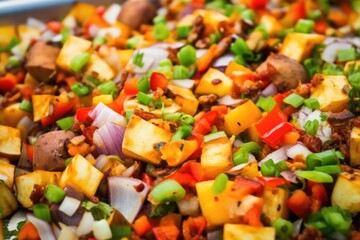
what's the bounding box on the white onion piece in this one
[128,47,169,73]
[103,4,122,24]
[228,160,257,173]
[121,163,138,177]
[11,41,29,59]
[170,79,195,89]
[297,106,313,128]
[196,49,207,58]
[132,54,155,74]
[88,25,100,38]
[233,139,243,147]
[93,219,112,240]
[97,27,121,38]
[217,95,243,105]
[94,122,126,159]
[280,170,298,183]
[51,34,62,43]
[260,83,278,97]
[286,143,312,160]
[76,211,95,237]
[27,17,46,31]
[17,115,36,136]
[322,42,352,63]
[41,30,56,41]
[108,177,150,223]
[152,42,185,49]
[94,154,110,171]
[8,210,27,232]
[58,223,77,240]
[212,53,234,67]
[176,195,200,216]
[62,15,77,29]
[89,102,126,128]
[259,147,287,166]
[323,37,337,45]
[234,195,260,217]
[59,196,81,217]
[27,214,56,240]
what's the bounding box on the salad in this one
[1,0,360,239]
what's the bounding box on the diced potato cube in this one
[196,180,238,228]
[59,154,103,197]
[224,100,262,136]
[17,25,40,42]
[201,137,233,179]
[225,61,253,77]
[0,103,31,128]
[56,36,92,72]
[195,68,233,97]
[116,49,134,68]
[160,140,198,167]
[279,33,325,62]
[0,161,15,188]
[123,99,181,118]
[69,2,97,24]
[85,54,114,82]
[168,84,199,116]
[92,94,113,106]
[228,161,260,178]
[122,115,172,165]
[0,26,16,50]
[0,125,21,158]
[0,181,18,218]
[223,224,276,240]
[259,14,283,37]
[0,52,10,75]
[331,170,360,213]
[310,75,350,112]
[32,95,53,122]
[15,170,62,208]
[262,187,289,222]
[350,127,360,167]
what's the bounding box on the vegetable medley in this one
[2,0,360,239]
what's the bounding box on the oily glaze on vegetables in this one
[1,0,360,239]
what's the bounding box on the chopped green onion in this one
[296,170,333,183]
[272,218,294,240]
[56,117,74,130]
[304,119,319,136]
[65,157,73,167]
[320,113,328,122]
[7,56,21,68]
[283,93,304,108]
[261,159,277,177]
[337,47,357,62]
[240,141,261,153]
[233,148,249,166]
[234,54,246,65]
[93,36,106,45]
[33,204,51,222]
[136,76,150,93]
[319,0,330,12]
[209,32,221,45]
[230,38,253,59]
[304,98,320,110]
[71,82,91,96]
[126,36,141,49]
[176,26,192,39]
[125,110,134,122]
[153,15,167,25]
[85,75,101,87]
[177,45,197,67]
[44,184,66,203]
[97,81,118,98]
[322,63,344,75]
[133,52,144,68]
[136,92,153,106]
[111,226,131,239]
[61,27,71,44]
[240,9,256,22]
[306,150,339,168]
[256,96,276,112]
[314,165,342,174]
[204,131,226,143]
[295,19,315,33]
[159,59,173,67]
[353,0,360,12]
[19,99,33,113]
[6,37,19,51]
[205,0,226,10]
[307,10,322,20]
[70,52,91,72]
[163,112,194,125]
[211,173,228,195]
[171,124,192,141]
[173,65,190,79]
[153,23,170,41]
[148,179,186,204]
[304,58,321,77]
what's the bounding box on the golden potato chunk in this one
[0,125,21,158]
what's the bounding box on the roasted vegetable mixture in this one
[2,0,360,239]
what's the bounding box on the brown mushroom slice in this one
[256,55,309,92]
[33,130,77,171]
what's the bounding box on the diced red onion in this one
[260,83,278,97]
[176,195,200,216]
[64,186,84,201]
[50,204,85,226]
[27,214,56,240]
[212,53,234,67]
[179,4,196,18]
[17,116,35,136]
[170,79,195,89]
[322,42,352,63]
[89,102,126,128]
[108,177,150,223]
[76,211,95,237]
[259,147,287,166]
[280,170,298,183]
[95,154,110,171]
[217,95,243,105]
[26,17,46,31]
[93,122,126,159]
[286,143,312,160]
[59,196,81,217]
[102,3,122,24]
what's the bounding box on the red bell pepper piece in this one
[255,107,287,136]
[166,161,207,187]
[153,225,180,240]
[26,144,34,163]
[273,91,292,108]
[262,122,295,148]
[248,0,267,9]
[182,216,207,240]
[47,21,62,33]
[242,200,263,227]
[307,181,329,213]
[186,135,203,159]
[210,105,228,115]
[141,173,154,187]
[109,89,127,114]
[0,73,17,94]
[82,125,97,145]
[287,189,312,219]
[230,176,264,199]
[75,107,94,123]
[314,20,328,35]
[150,72,169,91]
[192,110,221,136]
[96,5,107,16]
[41,100,75,127]
[124,78,139,96]
[256,177,288,188]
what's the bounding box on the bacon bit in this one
[182,216,207,240]
[82,125,97,145]
[133,183,145,192]
[198,94,218,105]
[134,109,157,121]
[187,15,205,44]
[211,79,222,85]
[89,195,99,204]
[310,74,323,87]
[67,141,93,157]
[30,184,45,204]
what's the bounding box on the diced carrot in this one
[282,130,300,145]
[133,215,152,237]
[196,44,217,73]
[18,222,40,240]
